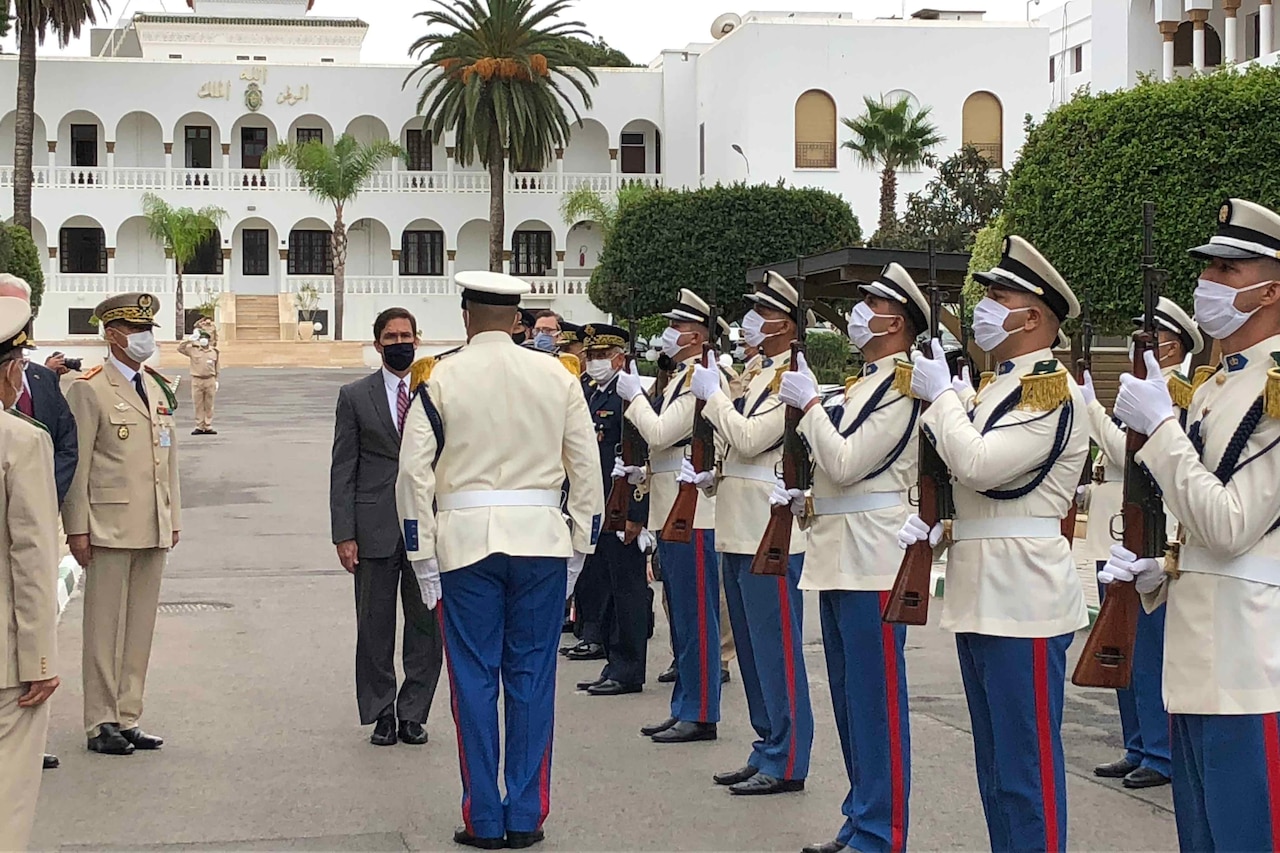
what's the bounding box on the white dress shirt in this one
[109,354,139,385]
[382,367,409,431]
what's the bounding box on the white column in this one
[106,141,116,185]
[446,146,455,191]
[391,249,401,294]
[556,251,565,294]
[107,248,116,291]
[1192,17,1206,70]
[1263,0,1275,56]
[555,148,564,192]
[164,142,174,188]
[1224,0,1241,64]
[1160,21,1179,80]
[46,140,56,178]
[447,249,456,283]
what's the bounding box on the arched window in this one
[1174,20,1223,67]
[961,91,1003,166]
[794,89,837,169]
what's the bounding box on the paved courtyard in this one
[32,368,1177,852]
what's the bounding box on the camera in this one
[63,357,82,371]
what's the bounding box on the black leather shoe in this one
[576,675,606,691]
[88,723,135,756]
[120,727,164,750]
[370,716,397,746]
[721,668,731,684]
[1123,767,1171,789]
[1094,757,1139,778]
[43,753,59,770]
[565,642,605,661]
[651,720,716,743]
[730,773,805,795]
[559,641,585,657]
[506,829,546,849]
[640,716,677,737]
[587,679,641,696]
[801,841,845,853]
[452,827,504,850]
[398,720,428,745]
[657,662,677,683]
[191,429,203,435]
[713,765,758,786]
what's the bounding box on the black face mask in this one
[512,331,527,344]
[382,342,416,372]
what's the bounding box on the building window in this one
[405,129,433,171]
[236,55,250,61]
[512,230,552,277]
[288,230,333,275]
[1174,20,1223,67]
[253,55,267,61]
[243,229,270,276]
[1249,12,1262,60]
[699,123,705,176]
[1072,45,1083,73]
[168,53,182,59]
[961,91,1003,166]
[297,128,324,145]
[1049,56,1056,83]
[68,308,97,335]
[71,124,98,167]
[620,131,646,174]
[59,227,107,274]
[321,58,335,63]
[186,231,223,275]
[241,127,268,170]
[401,230,444,276]
[185,126,212,169]
[794,89,837,169]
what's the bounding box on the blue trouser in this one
[1171,712,1280,852]
[1098,572,1171,776]
[955,632,1071,853]
[821,590,910,853]
[657,530,721,723]
[722,551,813,780]
[438,554,565,840]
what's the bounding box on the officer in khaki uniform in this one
[63,292,181,756]
[177,318,219,435]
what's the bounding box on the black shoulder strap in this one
[979,403,1075,501]
[866,398,921,480]
[840,375,896,438]
[415,387,445,467]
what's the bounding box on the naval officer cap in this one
[662,288,733,338]
[558,322,585,346]
[583,323,630,351]
[456,270,532,307]
[1132,296,1204,356]
[858,263,930,335]
[94,291,160,327]
[973,235,1080,322]
[0,296,32,358]
[1190,199,1280,261]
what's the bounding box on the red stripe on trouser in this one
[537,737,553,829]
[878,591,906,853]
[695,530,709,721]
[778,575,798,780]
[437,604,473,834]
[1032,638,1058,853]
[1263,714,1280,850]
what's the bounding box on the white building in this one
[0,0,1046,345]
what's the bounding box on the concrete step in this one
[157,340,367,368]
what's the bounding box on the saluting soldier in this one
[63,292,181,756]
[776,264,927,852]
[900,237,1088,851]
[690,272,813,796]
[1103,199,1280,850]
[0,295,60,850]
[1080,296,1201,791]
[396,271,602,850]
[177,319,220,435]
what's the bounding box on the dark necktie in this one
[134,373,148,407]
[396,380,410,435]
[16,384,33,417]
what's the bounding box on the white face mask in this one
[585,358,618,385]
[117,329,157,362]
[847,302,895,350]
[971,298,1029,353]
[1127,338,1175,362]
[741,310,767,348]
[1193,278,1274,340]
[659,326,686,358]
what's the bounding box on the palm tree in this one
[407,0,598,272]
[262,135,402,340]
[558,182,652,243]
[141,193,226,340]
[841,95,945,237]
[12,0,110,232]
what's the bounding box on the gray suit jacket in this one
[330,370,405,560]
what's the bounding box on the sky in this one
[3,0,1072,64]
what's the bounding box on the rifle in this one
[956,291,971,386]
[1061,300,1094,541]
[751,261,812,576]
[883,240,953,625]
[661,284,718,543]
[1072,201,1166,689]
[605,286,647,533]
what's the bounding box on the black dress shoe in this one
[88,723,135,756]
[565,642,605,661]
[1123,766,1171,789]
[713,765,758,786]
[120,727,164,750]
[657,662,677,683]
[587,679,641,696]
[191,429,203,436]
[559,641,586,657]
[506,829,546,849]
[721,668,731,684]
[452,827,504,850]
[206,429,218,435]
[651,720,716,743]
[370,716,397,746]
[398,720,428,745]
[576,675,606,691]
[1094,757,1139,778]
[729,773,805,795]
[43,753,59,770]
[640,716,677,737]
[801,841,846,853]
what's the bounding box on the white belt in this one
[722,461,777,484]
[1181,546,1280,588]
[812,493,902,516]
[649,456,683,475]
[951,516,1062,541]
[437,489,561,511]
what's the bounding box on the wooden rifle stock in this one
[751,339,810,576]
[661,345,714,544]
[884,458,940,625]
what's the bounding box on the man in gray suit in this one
[330,307,442,746]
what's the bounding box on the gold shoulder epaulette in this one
[844,375,859,394]
[891,359,914,398]
[1017,360,1071,412]
[558,352,581,377]
[1192,364,1218,393]
[1266,368,1280,420]
[977,371,996,396]
[409,356,437,393]
[768,369,784,395]
[79,365,103,380]
[1167,372,1193,410]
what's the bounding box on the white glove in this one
[691,350,721,401]
[1097,543,1165,594]
[779,363,820,410]
[1115,350,1175,436]
[188,331,200,342]
[215,381,220,392]
[566,550,587,600]
[1081,370,1097,408]
[617,527,658,553]
[411,558,442,610]
[611,456,646,485]
[615,361,644,402]
[910,339,953,403]
[677,456,715,489]
[951,364,972,396]
[768,480,806,516]
[896,513,944,550]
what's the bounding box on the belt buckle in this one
[1163,541,1182,580]
[941,518,954,546]
[1092,463,1106,485]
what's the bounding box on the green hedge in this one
[0,224,44,315]
[1003,65,1280,334]
[591,183,862,320]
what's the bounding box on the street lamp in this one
[731,144,750,179]
[1025,0,1041,21]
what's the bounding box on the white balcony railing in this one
[47,273,233,295]
[47,272,586,298]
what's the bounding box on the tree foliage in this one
[875,145,1008,252]
[963,212,1008,322]
[559,182,652,242]
[1004,65,1280,334]
[591,182,862,319]
[141,193,226,339]
[841,95,944,237]
[561,35,637,68]
[0,224,44,314]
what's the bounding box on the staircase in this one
[234,295,281,342]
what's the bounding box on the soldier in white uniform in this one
[900,236,1088,852]
[777,263,927,853]
[396,271,602,851]
[1103,198,1280,851]
[1081,296,1201,791]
